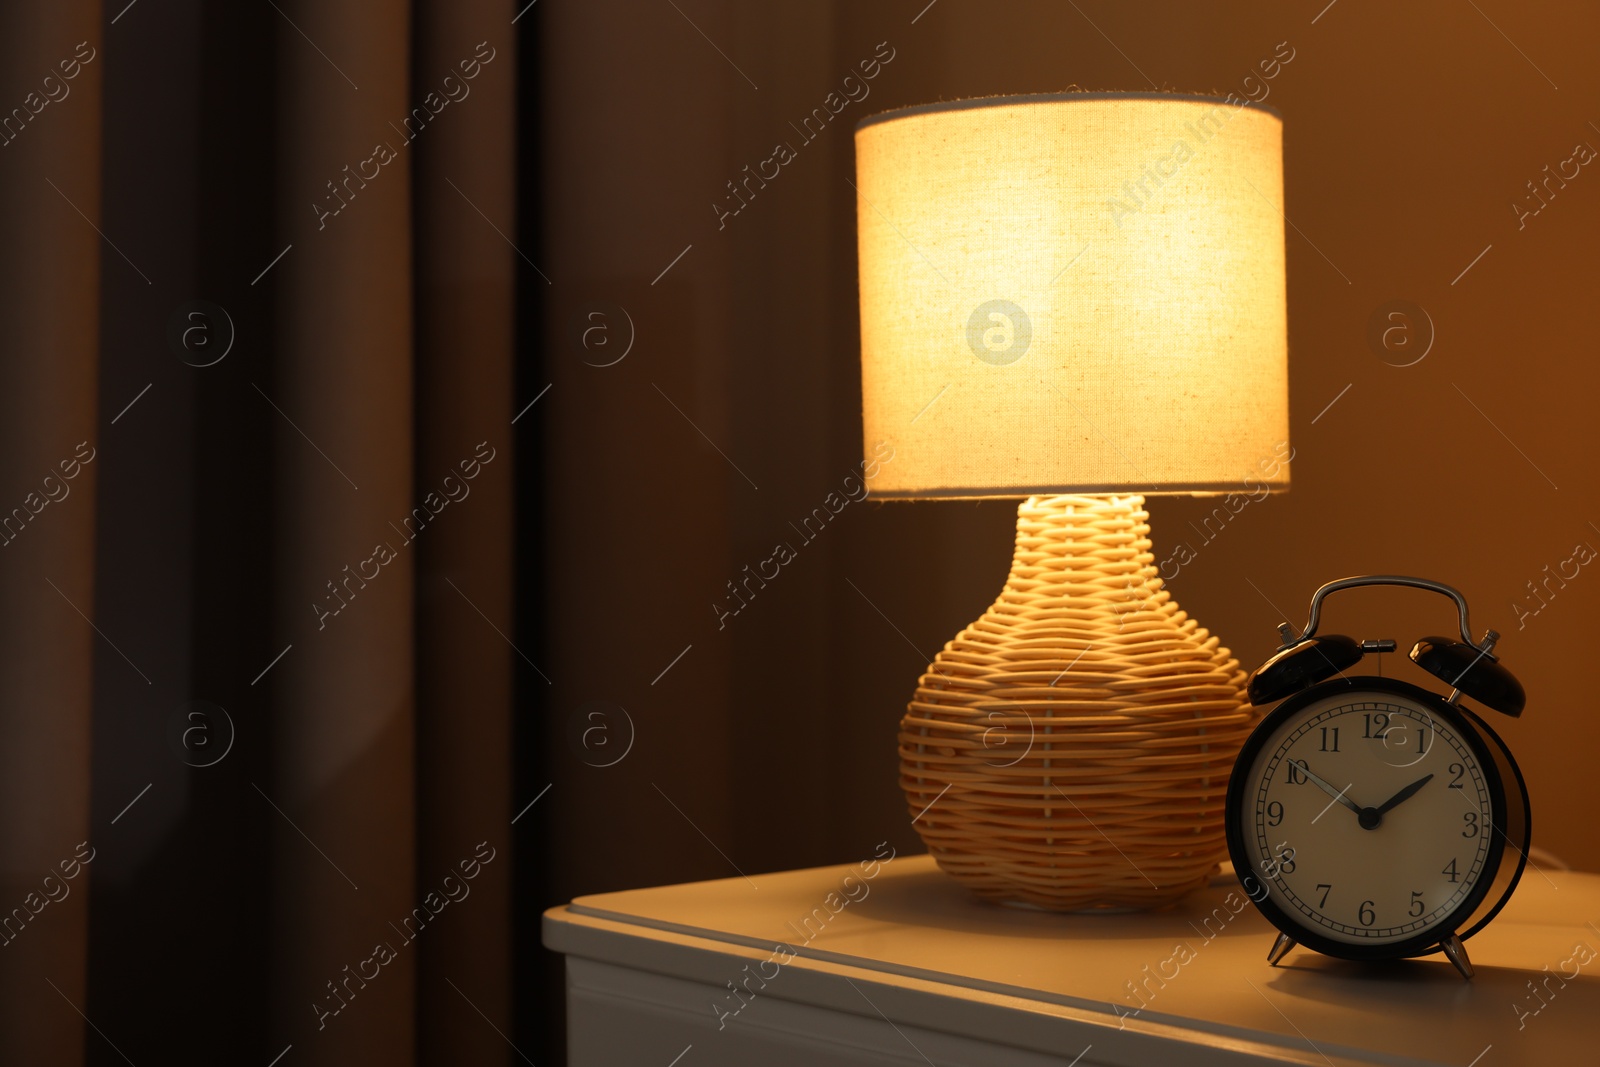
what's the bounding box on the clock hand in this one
[1373,773,1434,817]
[1294,763,1363,818]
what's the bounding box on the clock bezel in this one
[1226,675,1527,962]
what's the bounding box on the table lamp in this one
[854,93,1289,910]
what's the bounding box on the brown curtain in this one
[0,1,518,1064]
[0,5,102,1064]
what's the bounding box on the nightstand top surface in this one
[546,852,1600,1066]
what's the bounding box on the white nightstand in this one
[543,852,1599,1065]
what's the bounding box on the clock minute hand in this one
[1374,773,1434,817]
[1295,763,1363,817]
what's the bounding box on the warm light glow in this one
[855,93,1290,498]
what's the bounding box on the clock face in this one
[1233,683,1502,950]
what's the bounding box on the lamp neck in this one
[1004,494,1158,598]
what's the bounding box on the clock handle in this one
[1440,933,1475,979]
[1266,931,1296,966]
[1280,574,1485,651]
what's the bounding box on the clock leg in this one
[1267,931,1296,966]
[1440,934,1475,980]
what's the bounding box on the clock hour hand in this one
[1374,773,1434,816]
[1295,762,1362,817]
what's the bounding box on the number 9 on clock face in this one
[1226,677,1526,960]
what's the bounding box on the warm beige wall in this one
[543,0,1600,901]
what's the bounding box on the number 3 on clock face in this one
[1229,678,1515,960]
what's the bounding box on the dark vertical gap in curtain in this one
[412,1,516,1065]
[81,0,216,1060]
[512,2,558,1061]
[0,5,102,1065]
[180,0,284,1058]
[268,2,417,1063]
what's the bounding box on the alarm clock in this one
[1224,575,1530,979]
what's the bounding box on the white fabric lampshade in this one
[855,93,1289,499]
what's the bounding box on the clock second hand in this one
[1295,762,1364,820]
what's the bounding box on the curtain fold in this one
[413,2,517,1062]
[269,1,417,1061]
[0,6,102,1066]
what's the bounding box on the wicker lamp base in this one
[899,494,1256,911]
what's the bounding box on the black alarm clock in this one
[1224,575,1530,979]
